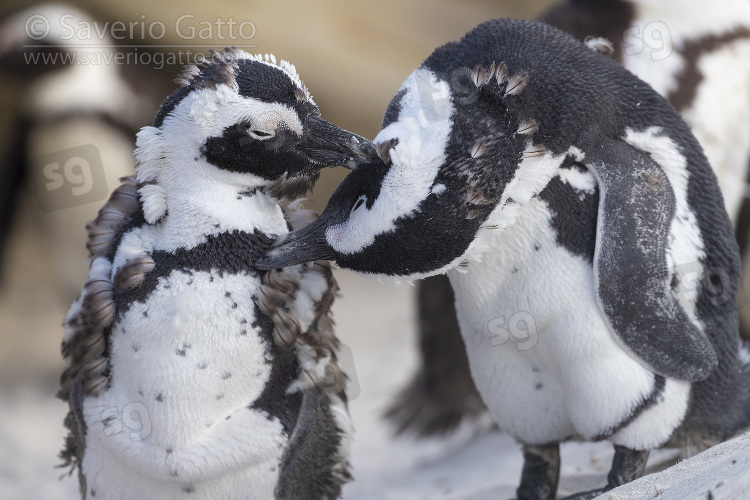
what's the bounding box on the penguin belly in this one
[81,268,287,500]
[448,197,692,448]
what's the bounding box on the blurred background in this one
[2,1,748,499]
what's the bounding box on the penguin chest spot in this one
[107,270,274,445]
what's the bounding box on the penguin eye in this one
[351,195,367,213]
[247,128,276,140]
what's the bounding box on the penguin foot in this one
[560,445,649,500]
[515,443,560,500]
[383,370,486,437]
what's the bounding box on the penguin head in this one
[134,48,374,223]
[256,47,543,278]
[256,18,711,284]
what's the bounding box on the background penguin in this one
[0,3,174,298]
[258,19,750,500]
[395,0,750,439]
[545,0,750,226]
[58,48,372,499]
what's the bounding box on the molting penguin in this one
[258,20,750,500]
[58,48,372,500]
[397,0,750,439]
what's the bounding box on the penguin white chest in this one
[448,197,690,447]
[81,268,287,498]
[108,270,272,438]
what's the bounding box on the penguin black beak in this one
[298,116,377,170]
[256,213,336,270]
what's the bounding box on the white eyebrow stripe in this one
[187,85,303,136]
[240,100,303,135]
[327,68,453,254]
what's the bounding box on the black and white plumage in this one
[258,20,750,499]
[544,0,750,233]
[393,0,750,439]
[58,49,372,500]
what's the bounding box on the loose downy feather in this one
[58,176,141,476]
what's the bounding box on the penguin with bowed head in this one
[258,19,750,500]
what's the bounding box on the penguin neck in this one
[134,125,289,249]
[450,143,588,272]
[147,165,288,252]
[167,180,285,231]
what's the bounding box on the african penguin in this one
[395,0,750,439]
[58,48,372,500]
[258,19,750,500]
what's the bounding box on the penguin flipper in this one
[585,138,717,382]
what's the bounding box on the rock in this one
[596,432,750,500]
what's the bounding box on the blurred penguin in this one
[0,3,172,299]
[543,0,750,226]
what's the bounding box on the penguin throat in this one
[154,182,288,252]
